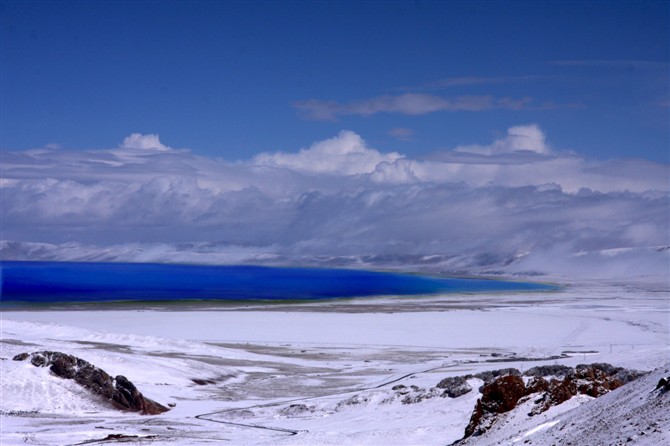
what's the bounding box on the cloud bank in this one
[1,127,668,278]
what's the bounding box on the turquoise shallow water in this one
[0,261,556,304]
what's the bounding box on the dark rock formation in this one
[656,376,670,393]
[474,368,521,384]
[436,376,473,398]
[523,364,573,378]
[191,378,217,386]
[13,351,169,415]
[12,352,30,361]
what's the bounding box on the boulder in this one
[436,376,473,398]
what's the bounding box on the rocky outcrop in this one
[455,363,646,442]
[13,351,169,415]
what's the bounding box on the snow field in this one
[1,278,668,445]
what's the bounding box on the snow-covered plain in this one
[1,277,668,445]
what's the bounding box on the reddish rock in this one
[524,377,549,395]
[481,375,526,413]
[548,377,576,405]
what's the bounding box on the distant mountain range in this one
[2,240,668,280]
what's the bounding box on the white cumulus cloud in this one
[119,133,172,151]
[252,130,403,175]
[455,124,550,155]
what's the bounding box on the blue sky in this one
[1,1,668,161]
[1,1,669,276]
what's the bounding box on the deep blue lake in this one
[0,261,555,305]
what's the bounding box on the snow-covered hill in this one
[457,364,669,446]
